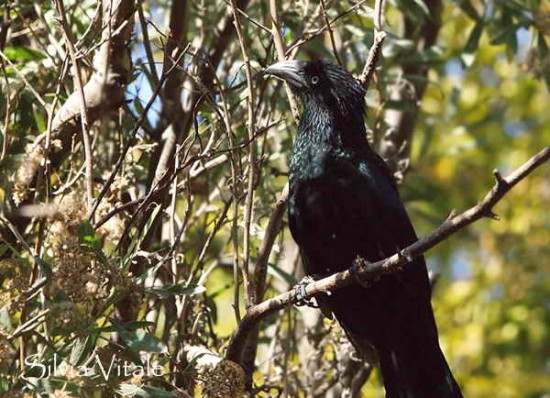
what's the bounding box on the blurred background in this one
[0,0,548,397]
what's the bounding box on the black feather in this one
[271,60,463,398]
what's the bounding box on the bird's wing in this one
[353,151,432,297]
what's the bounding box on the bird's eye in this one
[311,76,319,85]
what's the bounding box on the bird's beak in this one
[264,60,308,88]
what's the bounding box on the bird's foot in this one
[350,256,371,288]
[293,276,319,308]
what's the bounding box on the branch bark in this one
[225,145,550,365]
[358,0,387,88]
[54,0,94,216]
[378,0,442,181]
[12,0,136,198]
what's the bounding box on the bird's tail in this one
[350,331,463,398]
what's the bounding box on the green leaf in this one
[120,329,167,353]
[384,38,416,58]
[411,0,430,16]
[537,33,550,89]
[0,308,12,331]
[503,0,530,14]
[118,384,148,397]
[0,377,10,393]
[3,46,46,61]
[77,220,97,244]
[400,46,446,66]
[462,21,485,67]
[123,204,162,268]
[77,221,108,264]
[396,0,429,22]
[133,95,145,117]
[33,106,46,132]
[142,387,177,398]
[118,384,176,398]
[69,337,89,365]
[144,283,205,298]
[88,320,155,333]
[450,0,480,21]
[490,25,519,46]
[267,263,297,286]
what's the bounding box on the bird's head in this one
[264,60,365,116]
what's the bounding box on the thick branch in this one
[225,146,550,364]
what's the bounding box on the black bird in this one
[265,60,463,398]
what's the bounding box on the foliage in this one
[0,0,548,397]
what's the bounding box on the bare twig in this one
[285,0,369,56]
[226,146,550,364]
[269,0,300,121]
[54,0,94,216]
[8,0,136,212]
[378,0,442,179]
[0,50,47,109]
[358,31,386,88]
[0,216,39,259]
[358,0,387,88]
[137,0,160,87]
[0,59,12,161]
[253,184,289,302]
[319,0,342,66]
[89,45,189,222]
[230,0,258,305]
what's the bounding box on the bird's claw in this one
[351,256,371,288]
[294,276,318,308]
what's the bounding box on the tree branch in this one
[358,31,386,89]
[358,0,387,88]
[378,0,442,181]
[269,0,300,121]
[225,145,550,364]
[11,0,136,199]
[54,0,94,217]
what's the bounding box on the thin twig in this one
[0,58,12,161]
[253,183,289,302]
[209,61,244,323]
[269,0,300,121]
[358,0,387,88]
[222,0,270,33]
[0,50,47,109]
[93,119,281,229]
[319,0,342,65]
[0,216,39,259]
[230,0,258,305]
[285,0,370,56]
[358,31,386,88]
[225,146,550,364]
[88,45,189,222]
[137,0,160,86]
[54,0,94,217]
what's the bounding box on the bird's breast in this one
[288,165,379,277]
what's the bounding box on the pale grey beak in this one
[264,60,308,88]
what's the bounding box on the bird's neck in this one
[290,101,371,181]
[297,100,368,150]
